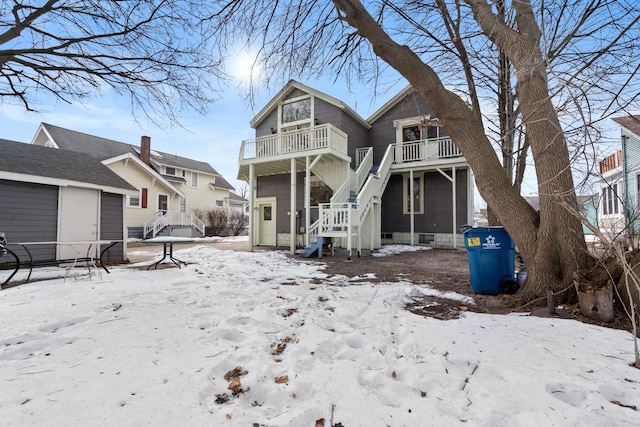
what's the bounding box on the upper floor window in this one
[165,166,176,176]
[282,97,311,124]
[191,172,199,188]
[602,183,620,215]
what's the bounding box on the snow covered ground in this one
[1,239,639,426]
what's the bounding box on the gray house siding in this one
[257,174,309,235]
[256,108,279,139]
[100,192,125,262]
[381,169,468,234]
[0,180,58,261]
[369,92,437,165]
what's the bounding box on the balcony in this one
[239,123,348,162]
[392,137,462,164]
[238,123,350,180]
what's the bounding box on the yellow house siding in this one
[106,160,181,229]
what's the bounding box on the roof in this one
[250,80,370,130]
[366,86,415,123]
[612,115,640,139]
[227,192,248,202]
[0,139,136,193]
[36,123,234,189]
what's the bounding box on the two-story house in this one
[32,123,241,239]
[237,81,473,256]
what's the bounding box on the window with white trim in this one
[282,97,311,125]
[127,188,142,208]
[165,166,176,176]
[191,172,199,188]
[602,183,620,215]
[403,174,424,214]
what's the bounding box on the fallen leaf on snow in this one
[275,375,288,384]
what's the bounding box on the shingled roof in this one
[39,123,235,191]
[0,139,136,192]
[612,115,640,138]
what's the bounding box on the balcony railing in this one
[240,123,348,161]
[392,137,462,163]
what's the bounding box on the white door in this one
[257,199,276,246]
[157,193,169,213]
[58,187,99,259]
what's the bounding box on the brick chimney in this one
[140,136,151,166]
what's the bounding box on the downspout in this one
[410,170,415,245]
[622,134,631,247]
[291,158,297,254]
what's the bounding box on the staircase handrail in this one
[353,144,395,223]
[143,211,166,239]
[330,178,351,204]
[354,147,373,192]
[191,213,206,236]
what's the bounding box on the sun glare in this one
[231,51,260,83]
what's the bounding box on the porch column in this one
[410,169,415,245]
[305,156,311,247]
[249,164,255,252]
[290,158,297,254]
[452,166,457,248]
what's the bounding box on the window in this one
[403,174,424,214]
[127,188,142,208]
[179,197,187,213]
[165,166,176,176]
[602,183,620,215]
[191,172,199,188]
[403,125,421,142]
[263,206,272,221]
[282,98,311,124]
[216,200,224,208]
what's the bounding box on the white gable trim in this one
[30,123,59,148]
[250,80,370,129]
[102,153,186,198]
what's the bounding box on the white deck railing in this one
[239,124,348,161]
[393,137,462,163]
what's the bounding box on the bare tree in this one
[0,0,225,124]
[207,0,640,302]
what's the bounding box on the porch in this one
[143,212,205,239]
[238,123,350,179]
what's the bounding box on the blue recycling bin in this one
[462,226,516,295]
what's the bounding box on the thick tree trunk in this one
[333,0,590,302]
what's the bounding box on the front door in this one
[257,198,276,246]
[157,193,169,213]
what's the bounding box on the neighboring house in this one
[613,115,640,246]
[31,123,238,239]
[226,192,249,214]
[578,194,599,243]
[0,139,136,262]
[596,149,625,241]
[237,80,473,255]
